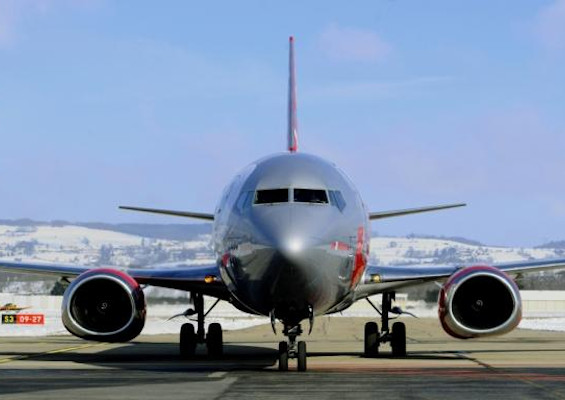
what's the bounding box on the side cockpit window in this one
[255,189,289,204]
[294,189,328,204]
[236,191,253,212]
[329,190,346,211]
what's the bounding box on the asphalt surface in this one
[1,317,565,399]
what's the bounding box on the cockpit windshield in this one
[293,189,328,204]
[253,188,339,206]
[255,189,289,204]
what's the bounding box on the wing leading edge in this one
[0,260,228,299]
[369,203,466,220]
[356,258,565,299]
[119,206,214,221]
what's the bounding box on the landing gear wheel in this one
[206,322,223,357]
[364,322,379,357]
[391,321,406,357]
[278,341,288,371]
[180,323,196,358]
[297,341,307,372]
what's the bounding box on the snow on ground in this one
[0,225,143,248]
[369,237,560,266]
[143,302,267,334]
[1,294,564,337]
[519,318,565,332]
[0,294,267,337]
[0,224,214,274]
[343,296,565,332]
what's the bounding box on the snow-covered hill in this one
[0,224,213,268]
[1,221,564,294]
[0,223,214,293]
[369,236,561,266]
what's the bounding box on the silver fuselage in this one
[212,152,369,325]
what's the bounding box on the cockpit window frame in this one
[254,188,290,205]
[328,189,346,211]
[252,187,341,207]
[236,190,254,212]
[292,188,329,205]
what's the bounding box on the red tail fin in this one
[288,36,298,153]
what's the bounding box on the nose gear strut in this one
[308,305,314,335]
[270,309,277,334]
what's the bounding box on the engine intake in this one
[62,268,146,342]
[438,266,521,339]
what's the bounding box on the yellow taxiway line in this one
[0,342,107,365]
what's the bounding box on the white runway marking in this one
[208,371,227,378]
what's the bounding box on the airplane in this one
[1,37,565,372]
[0,303,31,313]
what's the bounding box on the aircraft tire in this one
[297,341,307,372]
[278,341,289,371]
[391,321,406,357]
[364,322,379,357]
[206,322,223,357]
[180,323,196,358]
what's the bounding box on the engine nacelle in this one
[438,265,521,339]
[62,268,146,342]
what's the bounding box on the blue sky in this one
[1,0,564,246]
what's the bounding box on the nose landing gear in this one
[278,324,307,371]
[364,292,407,358]
[179,293,223,358]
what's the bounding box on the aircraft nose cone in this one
[252,207,322,257]
[234,205,349,322]
[250,206,330,298]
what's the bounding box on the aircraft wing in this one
[368,203,466,220]
[0,260,228,299]
[119,206,214,221]
[356,258,565,299]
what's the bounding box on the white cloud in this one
[318,24,391,63]
[536,0,565,52]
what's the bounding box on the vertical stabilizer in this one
[287,36,298,152]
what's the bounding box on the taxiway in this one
[1,317,564,399]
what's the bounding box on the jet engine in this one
[62,268,146,342]
[438,265,521,339]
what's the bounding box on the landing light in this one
[204,275,216,284]
[287,239,303,253]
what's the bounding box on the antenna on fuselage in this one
[288,36,298,153]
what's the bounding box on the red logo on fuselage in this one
[351,226,367,287]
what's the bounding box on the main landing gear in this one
[179,293,223,358]
[278,324,307,372]
[364,292,407,358]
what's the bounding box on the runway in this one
[1,317,565,399]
